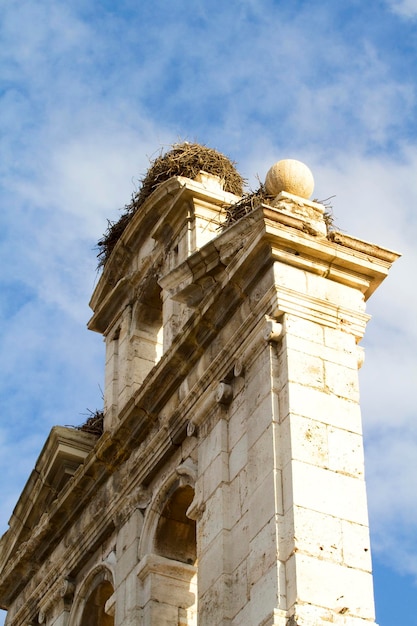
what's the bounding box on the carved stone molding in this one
[186,420,197,437]
[60,577,75,600]
[216,381,233,405]
[176,460,197,487]
[263,316,283,343]
[186,491,205,521]
[112,486,151,527]
[233,358,245,378]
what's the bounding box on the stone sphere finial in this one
[264,159,314,199]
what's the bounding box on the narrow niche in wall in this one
[130,275,163,388]
[154,484,196,565]
[80,580,114,626]
[139,483,197,625]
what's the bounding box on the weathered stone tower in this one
[0,148,399,626]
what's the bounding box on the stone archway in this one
[138,466,198,625]
[69,566,115,626]
[80,579,114,626]
[154,483,196,565]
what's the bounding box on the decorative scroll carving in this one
[186,421,197,437]
[263,316,283,343]
[60,578,75,600]
[233,358,245,378]
[216,381,233,405]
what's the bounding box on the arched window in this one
[69,566,115,626]
[154,484,196,565]
[138,471,198,625]
[80,580,114,626]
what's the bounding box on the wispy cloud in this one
[386,0,417,18]
[1,1,417,622]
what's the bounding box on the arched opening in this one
[138,480,198,625]
[80,580,114,626]
[154,484,196,565]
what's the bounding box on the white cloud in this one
[1,1,417,617]
[386,0,417,17]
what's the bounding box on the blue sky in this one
[1,0,417,624]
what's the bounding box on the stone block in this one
[286,552,376,619]
[198,418,228,474]
[283,460,369,525]
[328,427,365,477]
[282,331,318,358]
[229,511,249,569]
[280,413,329,469]
[305,271,364,310]
[248,517,278,589]
[286,504,343,564]
[229,559,249,620]
[116,537,140,587]
[341,520,372,572]
[248,424,277,490]
[116,509,143,556]
[238,465,249,514]
[123,569,141,620]
[229,433,248,481]
[284,315,324,344]
[228,396,247,451]
[198,573,232,626]
[324,325,361,350]
[142,600,179,625]
[274,261,308,293]
[137,555,197,611]
[202,450,229,500]
[285,332,357,369]
[248,471,281,540]
[248,563,280,626]
[228,474,243,530]
[324,360,359,402]
[286,349,325,389]
[247,392,277,449]
[198,530,230,596]
[286,383,363,434]
[198,488,230,551]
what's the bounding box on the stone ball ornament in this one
[265,159,314,199]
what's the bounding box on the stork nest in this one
[75,410,104,436]
[97,142,245,267]
[223,185,275,228]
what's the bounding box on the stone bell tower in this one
[0,148,399,626]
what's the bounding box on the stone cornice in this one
[0,428,96,572]
[261,205,400,299]
[273,285,370,340]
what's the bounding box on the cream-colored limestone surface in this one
[0,163,399,626]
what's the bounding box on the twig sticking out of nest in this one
[75,409,104,436]
[223,185,275,228]
[97,142,245,268]
[314,195,337,233]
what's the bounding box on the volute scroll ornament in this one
[263,316,283,343]
[216,381,233,405]
[60,578,75,600]
[186,420,197,437]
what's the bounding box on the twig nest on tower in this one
[97,142,244,268]
[264,159,314,199]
